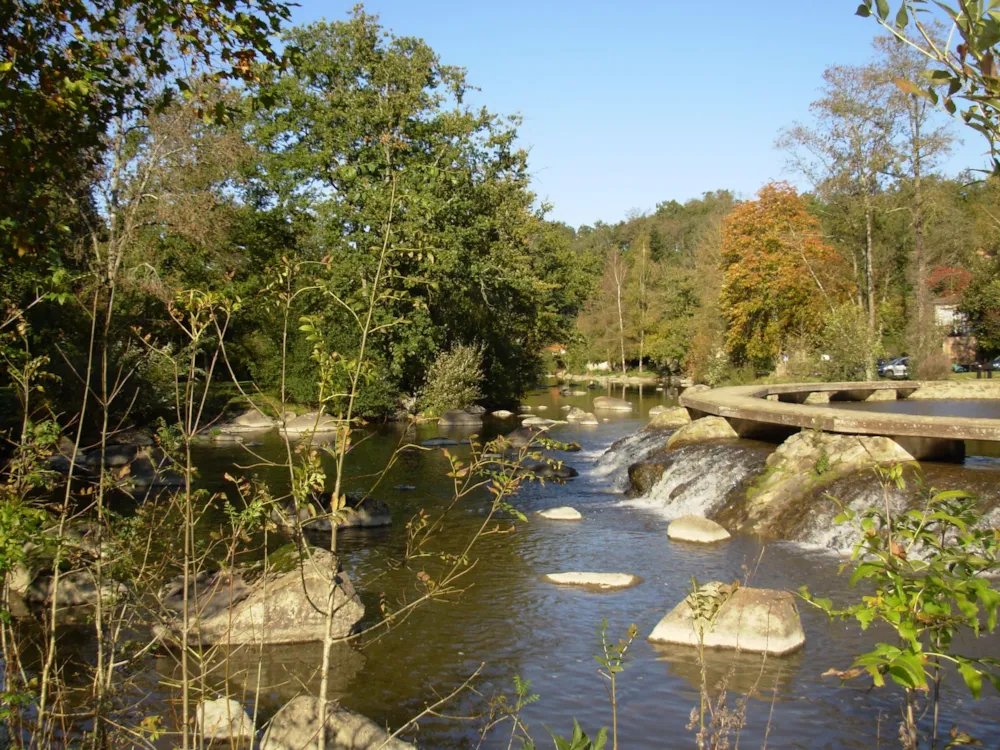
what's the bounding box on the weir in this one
[681,381,1000,461]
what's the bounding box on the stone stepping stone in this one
[667,515,731,543]
[648,582,805,655]
[542,572,640,590]
[537,506,582,520]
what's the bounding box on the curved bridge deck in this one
[680,381,1000,461]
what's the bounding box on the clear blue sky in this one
[289,1,985,228]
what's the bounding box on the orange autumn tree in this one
[720,182,850,368]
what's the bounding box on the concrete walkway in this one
[680,381,1000,460]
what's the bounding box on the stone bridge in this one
[679,381,1000,461]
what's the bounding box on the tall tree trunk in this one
[864,191,877,380]
[615,266,626,375]
[911,96,930,366]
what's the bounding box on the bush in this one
[816,303,882,381]
[913,350,952,381]
[419,343,484,415]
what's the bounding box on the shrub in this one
[419,343,484,415]
[816,303,883,381]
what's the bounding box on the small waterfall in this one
[789,468,1000,555]
[624,443,768,520]
[590,429,672,490]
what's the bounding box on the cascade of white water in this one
[623,443,767,520]
[589,429,673,490]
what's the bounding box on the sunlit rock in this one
[592,396,633,411]
[542,572,640,590]
[666,417,738,449]
[261,696,415,750]
[281,412,338,437]
[646,406,691,430]
[667,515,731,543]
[747,431,914,529]
[491,409,515,418]
[648,582,805,655]
[537,506,582,520]
[196,698,254,743]
[158,547,363,645]
[680,384,711,397]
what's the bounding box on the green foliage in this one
[960,255,1000,357]
[801,463,1000,744]
[544,720,608,750]
[419,344,485,415]
[816,302,884,381]
[858,0,1000,173]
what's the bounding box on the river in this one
[56,385,1000,746]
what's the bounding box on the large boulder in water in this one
[564,406,588,421]
[216,409,275,436]
[646,406,691,430]
[648,582,805,655]
[627,455,670,496]
[261,696,415,750]
[281,412,338,437]
[680,384,711,397]
[666,417,738,450]
[438,409,482,427]
[537,506,583,520]
[158,547,363,645]
[747,431,914,530]
[592,396,633,411]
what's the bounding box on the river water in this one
[58,386,1000,746]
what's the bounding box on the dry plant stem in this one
[35,286,100,747]
[318,177,397,750]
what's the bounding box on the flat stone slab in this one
[281,413,337,436]
[667,515,731,543]
[537,506,582,521]
[542,572,640,590]
[648,583,805,655]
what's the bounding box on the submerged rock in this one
[666,416,738,450]
[491,409,515,418]
[272,495,391,532]
[646,406,691,430]
[261,696,414,750]
[542,572,640,590]
[648,582,805,655]
[438,409,483,427]
[159,547,363,645]
[196,698,254,743]
[564,406,588,421]
[25,570,126,608]
[667,515,731,543]
[537,506,583,520]
[592,396,633,411]
[519,457,578,480]
[577,412,599,425]
[421,436,460,447]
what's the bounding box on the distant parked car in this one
[876,358,890,377]
[883,356,910,379]
[991,356,1000,371]
[952,363,969,374]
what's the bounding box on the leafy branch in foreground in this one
[857,0,1000,172]
[800,462,1000,748]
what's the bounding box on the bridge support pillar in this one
[892,436,965,463]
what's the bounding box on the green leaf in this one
[895,4,908,27]
[875,0,890,20]
[856,2,872,17]
[958,660,983,700]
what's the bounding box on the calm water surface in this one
[166,385,1000,747]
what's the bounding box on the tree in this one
[0,0,290,261]
[874,33,954,370]
[960,253,1000,357]
[246,10,573,409]
[719,183,849,369]
[779,62,902,377]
